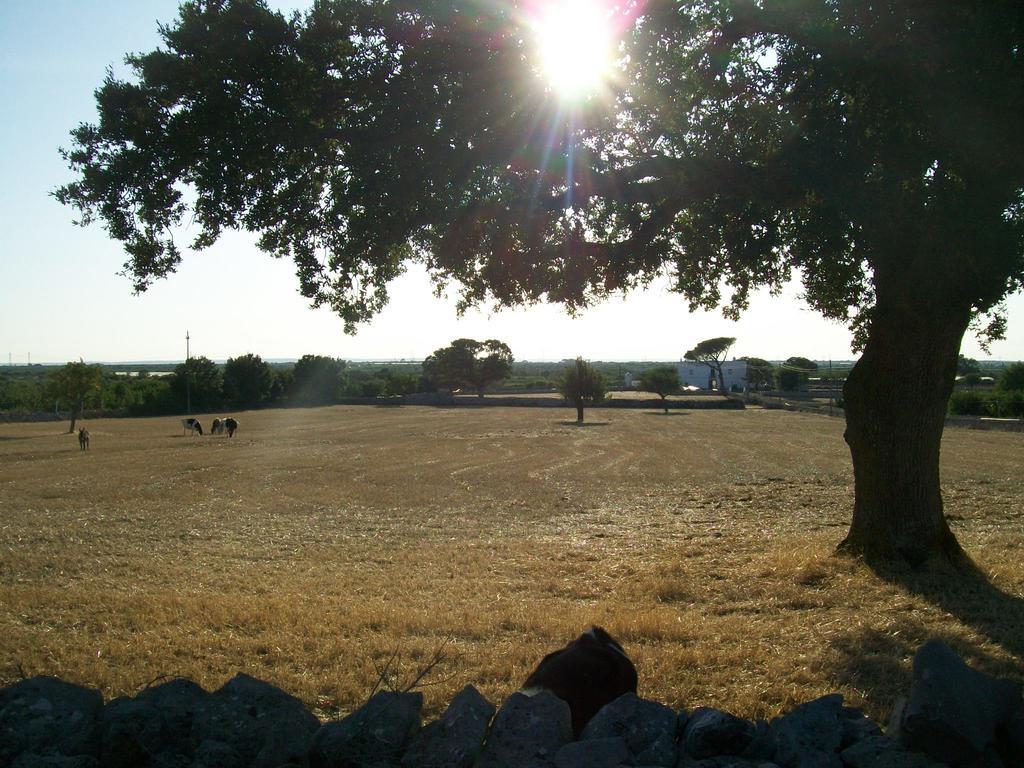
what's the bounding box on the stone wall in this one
[1,640,1020,768]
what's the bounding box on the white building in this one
[677,359,748,391]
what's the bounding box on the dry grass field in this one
[1,405,1022,725]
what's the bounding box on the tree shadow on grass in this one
[557,420,610,427]
[642,411,690,417]
[871,560,1024,662]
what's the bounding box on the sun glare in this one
[533,0,614,98]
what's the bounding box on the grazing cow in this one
[224,417,238,437]
[78,428,90,451]
[181,418,203,436]
[211,418,225,435]
[521,626,638,736]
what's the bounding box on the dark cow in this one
[211,417,238,437]
[521,626,638,736]
[78,428,90,451]
[181,418,203,436]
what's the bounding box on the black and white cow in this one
[521,626,638,736]
[211,417,238,437]
[181,418,203,436]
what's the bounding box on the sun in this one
[532,0,615,99]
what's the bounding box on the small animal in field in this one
[224,417,238,437]
[78,428,90,451]
[521,626,638,736]
[181,418,203,436]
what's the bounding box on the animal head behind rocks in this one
[521,626,638,736]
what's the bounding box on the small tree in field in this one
[684,337,735,392]
[640,366,681,413]
[559,358,606,423]
[46,360,102,432]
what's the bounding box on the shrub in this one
[948,390,987,416]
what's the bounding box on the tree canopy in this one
[559,358,606,423]
[170,356,223,412]
[57,0,1024,567]
[422,338,514,395]
[779,356,818,392]
[639,366,681,412]
[45,360,103,432]
[223,353,275,408]
[684,337,736,391]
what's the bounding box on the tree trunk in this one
[838,299,971,568]
[575,400,585,423]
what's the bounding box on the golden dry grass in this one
[1,405,1022,725]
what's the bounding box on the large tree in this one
[423,338,514,396]
[57,1,1024,567]
[684,337,736,392]
[170,356,223,412]
[46,360,102,433]
[223,352,275,408]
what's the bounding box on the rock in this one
[682,707,756,759]
[996,706,1024,766]
[475,690,573,768]
[0,677,103,764]
[677,757,780,768]
[899,640,1023,766]
[190,673,320,768]
[554,736,631,768]
[838,707,882,750]
[133,677,210,758]
[99,697,165,768]
[194,738,244,768]
[839,735,944,768]
[310,690,423,768]
[401,685,495,768]
[770,694,845,768]
[10,755,101,768]
[580,693,679,766]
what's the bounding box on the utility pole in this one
[185,331,191,415]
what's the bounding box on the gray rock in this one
[191,673,320,768]
[839,735,943,768]
[310,690,423,768]
[770,694,845,768]
[740,721,777,761]
[194,738,244,768]
[997,706,1024,766]
[133,677,210,757]
[99,696,166,768]
[10,755,101,768]
[475,690,573,768]
[682,708,756,759]
[900,640,1023,766]
[837,707,882,750]
[581,693,679,766]
[401,685,495,768]
[0,677,103,764]
[554,736,632,768]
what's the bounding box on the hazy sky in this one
[2,1,1021,364]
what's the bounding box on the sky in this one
[1,1,1022,365]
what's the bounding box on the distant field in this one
[1,405,1022,724]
